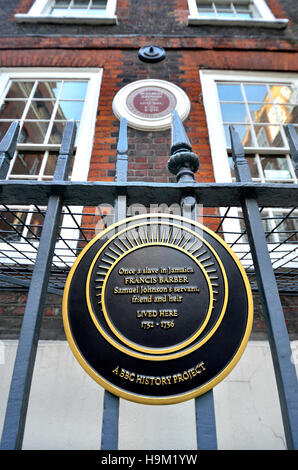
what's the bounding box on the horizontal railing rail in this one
[0,180,297,207]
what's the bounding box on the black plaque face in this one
[63,214,253,405]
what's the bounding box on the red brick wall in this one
[0,290,296,340]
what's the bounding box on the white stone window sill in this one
[15,14,117,25]
[188,16,288,29]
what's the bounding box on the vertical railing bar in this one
[100,117,128,450]
[169,111,218,450]
[0,120,77,450]
[0,121,20,179]
[285,124,298,177]
[229,125,298,450]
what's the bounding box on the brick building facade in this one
[0,1,297,338]
[0,0,297,452]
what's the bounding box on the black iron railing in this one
[0,116,297,450]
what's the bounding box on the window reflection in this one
[260,156,291,180]
[6,82,34,99]
[217,84,243,101]
[33,82,61,100]
[0,210,27,242]
[59,81,87,100]
[26,100,55,120]
[22,121,49,144]
[55,101,84,120]
[196,1,255,19]
[0,100,26,119]
[243,84,268,102]
[50,1,107,16]
[218,81,298,149]
[10,152,42,176]
[0,80,87,145]
[220,103,248,122]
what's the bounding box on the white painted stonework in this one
[0,340,297,450]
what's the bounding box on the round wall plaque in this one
[112,80,191,131]
[63,214,253,405]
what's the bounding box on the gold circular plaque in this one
[63,214,253,405]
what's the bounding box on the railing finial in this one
[115,117,128,183]
[167,111,199,183]
[229,125,252,183]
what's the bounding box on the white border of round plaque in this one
[112,79,191,131]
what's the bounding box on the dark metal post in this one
[0,121,20,179]
[168,111,218,450]
[0,120,77,450]
[114,117,128,222]
[229,125,298,450]
[285,124,298,177]
[100,118,128,450]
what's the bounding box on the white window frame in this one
[15,0,117,24]
[200,70,298,268]
[0,68,102,265]
[188,0,288,28]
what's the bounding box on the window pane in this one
[0,100,27,119]
[274,104,298,124]
[244,84,269,102]
[197,3,213,9]
[48,121,67,144]
[217,84,243,101]
[270,85,297,104]
[6,82,34,99]
[26,211,44,239]
[270,213,298,242]
[220,103,248,122]
[51,8,69,15]
[224,124,253,147]
[55,101,84,120]
[44,152,59,176]
[217,6,233,12]
[198,11,216,17]
[88,8,106,15]
[93,0,107,6]
[237,12,253,19]
[249,104,277,123]
[246,156,260,178]
[26,100,55,120]
[217,12,235,18]
[235,5,250,12]
[22,121,50,144]
[254,125,284,148]
[260,156,292,180]
[59,81,88,100]
[73,0,89,6]
[33,82,62,100]
[67,8,89,15]
[55,0,70,5]
[10,152,42,176]
[0,210,27,242]
[0,121,14,140]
